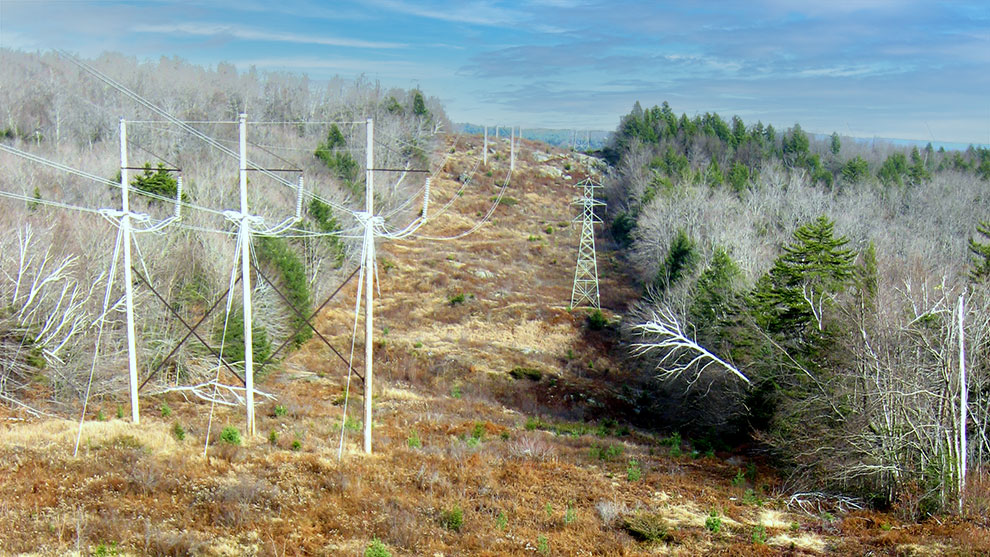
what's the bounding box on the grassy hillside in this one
[2,133,988,556]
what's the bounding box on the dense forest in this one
[0,49,443,408]
[605,101,990,515]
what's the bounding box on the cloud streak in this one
[134,23,405,49]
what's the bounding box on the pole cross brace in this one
[131,267,246,391]
[252,263,364,382]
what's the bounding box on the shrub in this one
[564,502,576,525]
[537,535,549,555]
[743,488,762,506]
[269,430,279,446]
[160,403,172,418]
[589,443,623,461]
[509,367,542,381]
[343,416,362,432]
[364,538,391,557]
[92,541,120,557]
[495,511,508,530]
[587,309,608,330]
[661,431,682,457]
[471,422,486,441]
[408,431,422,448]
[219,426,242,446]
[439,505,463,532]
[627,459,642,482]
[705,510,722,533]
[624,512,671,543]
[731,469,746,488]
[172,422,186,441]
[273,404,288,417]
[291,439,301,451]
[449,293,466,306]
[752,524,768,545]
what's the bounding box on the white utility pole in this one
[483,125,488,166]
[364,117,375,454]
[422,177,431,220]
[510,126,516,171]
[120,118,140,423]
[495,125,499,141]
[959,294,967,511]
[238,113,256,436]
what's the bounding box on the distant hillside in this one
[455,122,610,150]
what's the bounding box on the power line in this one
[58,51,358,223]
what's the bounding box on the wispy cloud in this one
[134,23,405,49]
[796,63,908,79]
[234,56,446,79]
[364,0,525,27]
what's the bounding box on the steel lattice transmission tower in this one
[570,178,605,309]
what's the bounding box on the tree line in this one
[0,49,442,406]
[605,101,990,516]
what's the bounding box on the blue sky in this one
[2,0,988,144]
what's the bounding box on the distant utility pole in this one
[510,126,516,171]
[570,178,604,309]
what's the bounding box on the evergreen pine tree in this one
[830,132,841,156]
[654,228,697,293]
[752,216,855,336]
[970,220,990,281]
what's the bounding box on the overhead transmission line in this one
[0,142,228,221]
[57,50,358,226]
